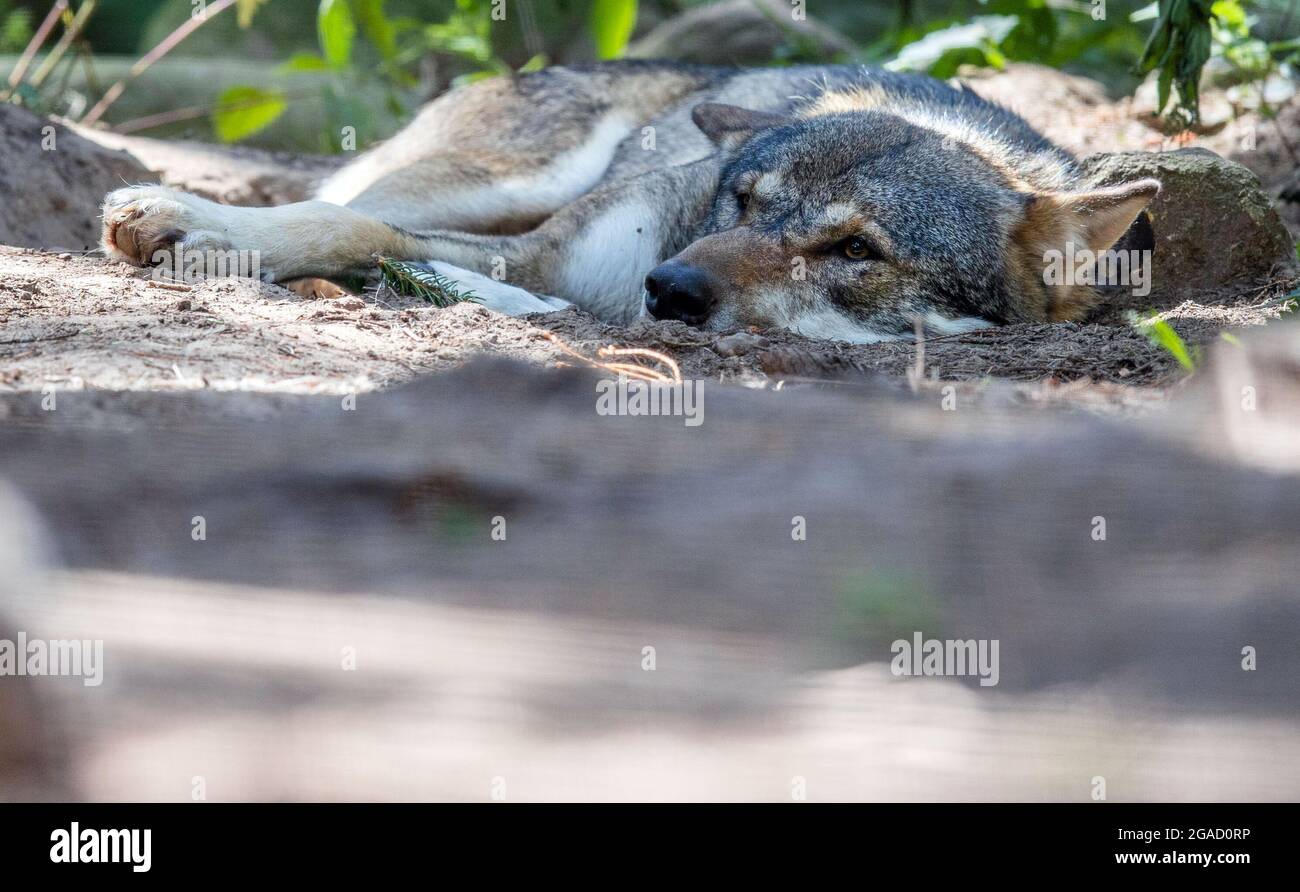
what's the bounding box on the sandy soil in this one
[1,245,1293,407]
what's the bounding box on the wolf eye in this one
[735,191,750,212]
[841,237,874,260]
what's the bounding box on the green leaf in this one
[318,0,357,70]
[278,52,331,74]
[1211,0,1246,29]
[1128,311,1196,371]
[353,0,397,60]
[589,0,637,60]
[1,9,33,53]
[519,53,548,73]
[213,86,288,143]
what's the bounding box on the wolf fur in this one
[100,61,1158,342]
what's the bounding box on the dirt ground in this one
[3,243,1292,410]
[4,327,1300,801]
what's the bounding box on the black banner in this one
[0,803,1284,877]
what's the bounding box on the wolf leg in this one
[102,157,718,322]
[101,185,425,281]
[316,65,714,233]
[100,185,561,312]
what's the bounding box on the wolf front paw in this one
[100,186,239,273]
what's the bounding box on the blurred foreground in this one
[2,327,1298,801]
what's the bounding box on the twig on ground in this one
[539,332,682,383]
[147,280,192,293]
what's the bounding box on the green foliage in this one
[318,0,357,69]
[1128,311,1197,371]
[1212,0,1268,79]
[4,0,1293,152]
[353,0,397,60]
[1138,0,1215,127]
[876,0,1288,128]
[279,51,332,73]
[422,0,513,77]
[886,16,1018,77]
[0,2,31,54]
[377,257,481,307]
[874,0,1154,89]
[589,0,637,60]
[213,85,288,142]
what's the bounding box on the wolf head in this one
[643,97,1159,341]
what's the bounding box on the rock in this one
[1081,148,1296,318]
[0,104,155,252]
[712,331,770,356]
[627,0,856,66]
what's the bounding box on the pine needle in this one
[375,256,480,308]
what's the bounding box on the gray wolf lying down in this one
[101,61,1158,343]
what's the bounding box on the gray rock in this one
[1082,148,1296,318]
[628,0,856,66]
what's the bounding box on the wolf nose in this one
[644,262,715,324]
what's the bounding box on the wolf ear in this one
[1012,179,1160,320]
[692,103,791,149]
[1024,179,1161,256]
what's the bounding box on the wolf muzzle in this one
[644,260,718,324]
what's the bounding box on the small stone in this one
[57,253,73,261]
[712,331,770,356]
[335,296,366,311]
[175,299,192,311]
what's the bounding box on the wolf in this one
[99,61,1159,343]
